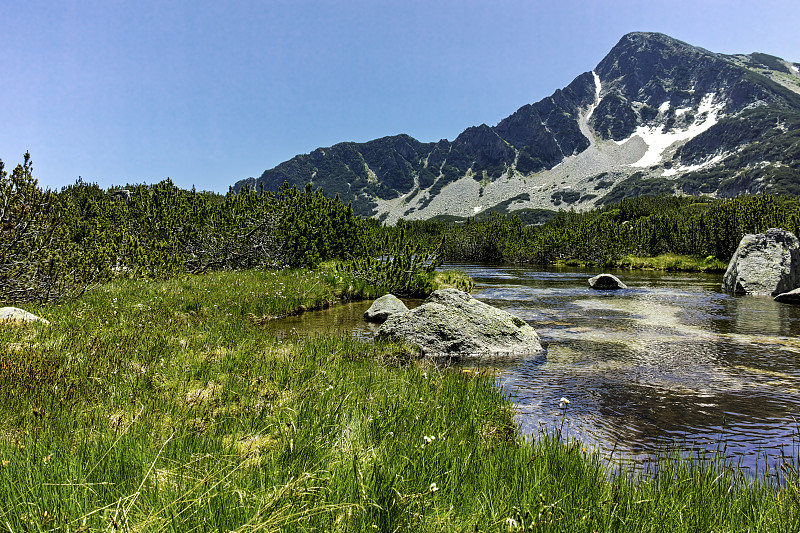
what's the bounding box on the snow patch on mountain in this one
[616,94,723,168]
[586,71,602,122]
[355,86,732,224]
[663,154,726,177]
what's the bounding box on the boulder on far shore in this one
[588,273,627,290]
[364,294,409,324]
[722,228,800,296]
[0,307,50,325]
[375,288,543,362]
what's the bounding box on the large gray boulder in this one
[375,288,543,362]
[722,228,800,296]
[0,307,50,324]
[364,294,408,324]
[588,273,627,290]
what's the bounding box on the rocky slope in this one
[235,32,800,223]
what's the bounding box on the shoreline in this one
[0,268,796,530]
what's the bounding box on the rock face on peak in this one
[236,32,800,223]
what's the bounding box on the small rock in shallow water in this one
[364,294,409,324]
[588,274,627,290]
[774,288,800,304]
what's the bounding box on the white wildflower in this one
[429,482,438,492]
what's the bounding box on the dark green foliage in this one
[417,167,437,190]
[0,155,109,302]
[429,213,529,263]
[428,214,469,223]
[339,226,442,296]
[472,193,531,218]
[1,154,438,303]
[749,53,792,74]
[390,194,800,267]
[509,208,559,225]
[551,190,581,206]
[599,173,676,205]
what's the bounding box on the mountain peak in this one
[236,33,800,223]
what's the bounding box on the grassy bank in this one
[1,269,798,531]
[556,253,728,272]
[612,253,728,272]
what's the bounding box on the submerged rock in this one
[0,307,50,324]
[364,294,409,324]
[774,288,800,304]
[375,288,543,362]
[588,273,628,290]
[722,228,800,296]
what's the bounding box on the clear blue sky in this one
[2,0,799,192]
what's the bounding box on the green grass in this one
[613,253,728,272]
[556,253,728,272]
[1,268,798,531]
[433,270,476,292]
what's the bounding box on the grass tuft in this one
[433,269,476,292]
[0,268,797,531]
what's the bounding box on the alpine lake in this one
[263,264,800,473]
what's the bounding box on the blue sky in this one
[2,0,799,192]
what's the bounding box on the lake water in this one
[266,264,800,471]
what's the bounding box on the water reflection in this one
[455,263,800,471]
[261,299,424,341]
[265,264,800,470]
[262,301,378,341]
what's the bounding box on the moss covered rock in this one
[375,288,543,362]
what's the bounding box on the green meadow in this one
[2,269,799,532]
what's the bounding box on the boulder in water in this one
[722,228,800,296]
[375,288,543,362]
[588,273,627,290]
[774,288,800,304]
[364,294,408,324]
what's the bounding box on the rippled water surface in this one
[268,264,800,469]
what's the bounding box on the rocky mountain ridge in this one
[235,32,800,223]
